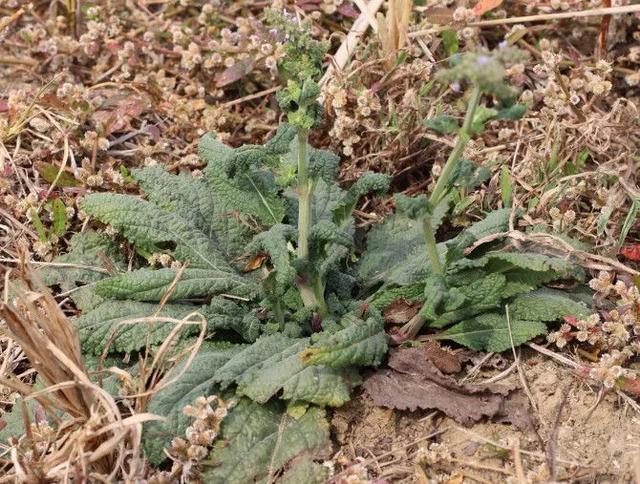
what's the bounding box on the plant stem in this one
[297,129,310,260]
[422,217,443,275]
[398,313,427,342]
[429,85,482,206]
[295,128,328,316]
[404,85,482,339]
[313,277,328,316]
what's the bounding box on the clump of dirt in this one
[331,354,640,482]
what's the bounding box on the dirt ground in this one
[332,354,640,482]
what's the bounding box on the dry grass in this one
[0,260,154,480]
[0,259,207,481]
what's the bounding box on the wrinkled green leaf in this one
[438,313,547,351]
[204,400,330,484]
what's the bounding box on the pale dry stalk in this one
[0,261,157,480]
[377,0,412,70]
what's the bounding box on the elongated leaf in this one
[445,209,511,264]
[132,165,218,238]
[75,301,203,355]
[51,198,68,236]
[203,298,264,342]
[357,214,434,287]
[200,133,286,225]
[438,313,547,351]
[310,179,345,223]
[301,313,387,367]
[246,224,297,289]
[509,289,591,321]
[331,172,390,228]
[206,168,285,226]
[82,193,228,270]
[431,273,507,328]
[39,231,127,311]
[214,334,353,406]
[95,267,257,302]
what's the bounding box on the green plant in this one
[32,38,593,480]
[37,13,389,481]
[358,48,592,350]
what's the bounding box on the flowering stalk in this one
[397,85,483,342]
[422,217,443,275]
[429,84,482,206]
[295,126,328,316]
[297,129,311,260]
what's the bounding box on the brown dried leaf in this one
[215,59,255,88]
[423,7,454,25]
[472,0,503,16]
[243,253,267,272]
[363,347,530,428]
[384,299,420,324]
[423,341,461,374]
[92,94,147,135]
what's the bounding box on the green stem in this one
[429,85,482,207]
[422,217,443,275]
[297,129,310,260]
[398,313,427,341]
[312,277,328,317]
[295,128,328,316]
[273,299,284,326]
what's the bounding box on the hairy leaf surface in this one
[438,313,547,351]
[81,194,227,270]
[133,165,218,238]
[76,301,203,355]
[331,172,390,228]
[301,313,387,367]
[204,400,330,484]
[95,267,257,302]
[214,334,353,406]
[200,133,286,225]
[510,289,591,321]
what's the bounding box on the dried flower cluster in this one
[321,49,435,177]
[149,396,233,483]
[547,271,639,388]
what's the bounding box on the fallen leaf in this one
[363,347,530,428]
[37,163,82,187]
[472,0,503,16]
[384,298,420,324]
[243,253,267,272]
[215,59,255,88]
[92,93,147,135]
[621,245,640,261]
[336,3,359,18]
[423,7,454,25]
[423,341,461,374]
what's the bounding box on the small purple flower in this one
[498,40,508,49]
[476,55,491,66]
[450,82,461,93]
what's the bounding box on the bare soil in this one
[332,354,640,482]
